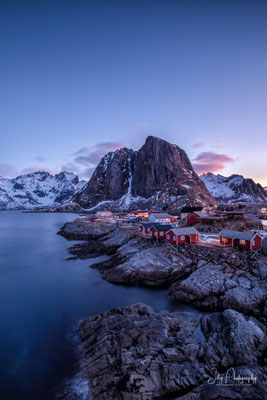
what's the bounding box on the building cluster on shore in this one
[86,205,267,254]
[138,221,263,252]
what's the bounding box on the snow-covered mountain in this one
[201,172,267,203]
[0,171,87,210]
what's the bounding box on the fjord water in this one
[0,211,200,400]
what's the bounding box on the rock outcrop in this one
[58,216,117,240]
[79,303,266,400]
[59,217,267,319]
[59,217,267,399]
[73,136,216,210]
[97,241,267,320]
[169,261,267,319]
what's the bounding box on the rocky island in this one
[59,215,267,399]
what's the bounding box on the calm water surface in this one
[0,211,201,400]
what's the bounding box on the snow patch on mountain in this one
[0,171,87,210]
[201,172,267,203]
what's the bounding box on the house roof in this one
[193,211,208,218]
[150,213,171,219]
[197,216,224,220]
[153,224,174,231]
[169,227,199,236]
[141,223,177,231]
[181,206,203,213]
[140,223,160,228]
[220,229,262,241]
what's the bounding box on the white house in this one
[96,211,113,218]
[149,213,172,224]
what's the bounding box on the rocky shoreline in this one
[58,217,267,399]
[79,303,266,400]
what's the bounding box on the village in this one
[83,205,267,258]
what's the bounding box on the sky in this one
[1,0,267,185]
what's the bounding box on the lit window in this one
[160,232,163,236]
[252,240,255,246]
[180,235,185,240]
[167,235,170,239]
[240,239,246,245]
[147,228,150,232]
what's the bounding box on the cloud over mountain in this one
[64,141,125,178]
[192,151,235,174]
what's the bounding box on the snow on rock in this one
[201,172,267,203]
[74,136,216,210]
[0,171,87,210]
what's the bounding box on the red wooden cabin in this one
[166,227,199,245]
[152,224,174,239]
[186,211,208,225]
[138,223,161,238]
[220,230,262,250]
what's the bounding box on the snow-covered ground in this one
[0,171,86,210]
[199,233,220,243]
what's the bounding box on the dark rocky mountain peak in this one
[73,136,216,210]
[132,136,203,198]
[74,147,136,209]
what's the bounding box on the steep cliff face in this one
[74,148,135,208]
[201,172,267,203]
[131,136,215,207]
[74,136,216,210]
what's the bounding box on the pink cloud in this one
[192,151,235,174]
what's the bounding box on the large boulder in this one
[169,261,267,316]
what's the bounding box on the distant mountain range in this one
[0,171,86,210]
[1,137,266,211]
[200,172,267,204]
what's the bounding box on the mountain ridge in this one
[2,137,265,211]
[0,170,86,210]
[201,172,267,203]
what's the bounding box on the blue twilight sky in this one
[1,0,267,185]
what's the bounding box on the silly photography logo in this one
[208,367,257,386]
